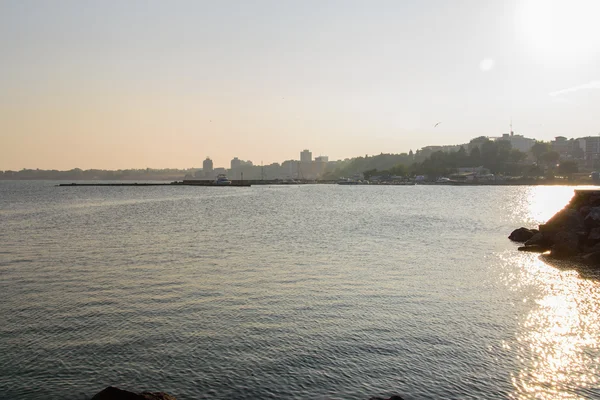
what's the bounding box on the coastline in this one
[510,188,600,271]
[50,179,598,187]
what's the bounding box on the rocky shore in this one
[509,189,600,265]
[90,387,404,400]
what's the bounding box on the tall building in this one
[213,167,226,176]
[300,149,312,163]
[203,157,214,179]
[579,137,600,168]
[231,157,241,170]
[282,160,299,179]
[495,130,536,153]
[314,156,329,178]
[551,136,584,160]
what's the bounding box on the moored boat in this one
[337,178,369,185]
[214,174,231,185]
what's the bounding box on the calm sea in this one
[1,181,599,400]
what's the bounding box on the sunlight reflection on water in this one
[2,183,600,399]
[507,187,600,399]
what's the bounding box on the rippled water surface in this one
[1,182,599,399]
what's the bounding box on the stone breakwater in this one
[509,189,600,265]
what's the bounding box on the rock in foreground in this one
[91,387,176,400]
[90,387,405,400]
[508,227,538,242]
[511,189,600,265]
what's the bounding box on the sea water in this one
[1,181,599,399]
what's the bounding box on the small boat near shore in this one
[214,174,232,185]
[337,178,369,185]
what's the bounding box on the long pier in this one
[57,179,339,187]
[58,180,251,187]
[58,182,173,186]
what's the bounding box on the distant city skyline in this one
[0,131,593,172]
[1,0,599,170]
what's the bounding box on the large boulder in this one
[509,227,538,242]
[91,387,176,400]
[585,207,600,228]
[540,209,585,239]
[582,252,600,265]
[551,231,580,258]
[583,227,600,249]
[589,227,600,241]
[511,191,600,262]
[524,232,549,247]
[583,241,600,254]
[587,194,600,207]
[569,191,600,209]
[579,205,592,217]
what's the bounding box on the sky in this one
[1,0,599,170]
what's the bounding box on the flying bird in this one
[434,122,441,127]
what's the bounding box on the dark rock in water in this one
[540,209,585,238]
[509,227,537,242]
[524,232,548,247]
[580,205,592,217]
[582,252,600,265]
[369,396,404,400]
[551,231,580,258]
[584,241,600,254]
[91,387,176,400]
[511,190,600,264]
[518,245,550,253]
[584,207,600,228]
[589,227,600,241]
[584,227,600,248]
[590,195,600,207]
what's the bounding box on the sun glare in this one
[526,186,574,225]
[479,58,495,72]
[508,254,600,399]
[516,0,600,63]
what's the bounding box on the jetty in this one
[57,180,251,187]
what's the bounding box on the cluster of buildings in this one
[192,130,600,181]
[422,130,600,168]
[194,150,335,180]
[502,134,600,168]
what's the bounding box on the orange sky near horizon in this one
[1,0,599,170]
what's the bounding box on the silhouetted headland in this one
[509,189,600,272]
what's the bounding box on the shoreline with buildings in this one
[5,131,600,183]
[54,176,598,187]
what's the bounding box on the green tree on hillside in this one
[558,160,579,176]
[469,147,482,167]
[509,149,527,163]
[539,150,560,166]
[531,141,552,163]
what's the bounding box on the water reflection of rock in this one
[539,254,600,280]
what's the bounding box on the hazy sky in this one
[1,0,599,170]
